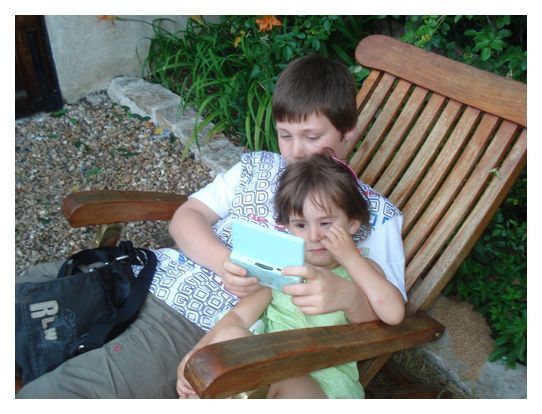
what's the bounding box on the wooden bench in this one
[60,35,526,398]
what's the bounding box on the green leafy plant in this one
[143,16,372,155]
[400,15,526,81]
[140,15,526,154]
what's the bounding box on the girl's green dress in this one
[259,267,364,399]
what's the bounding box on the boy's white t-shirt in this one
[150,151,406,332]
[193,152,407,298]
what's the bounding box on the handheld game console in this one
[230,219,305,290]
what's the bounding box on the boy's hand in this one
[222,256,261,297]
[321,224,360,268]
[281,264,356,315]
[176,350,199,399]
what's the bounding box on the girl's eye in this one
[279,134,292,140]
[293,223,306,229]
[321,222,332,228]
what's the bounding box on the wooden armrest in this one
[62,190,187,227]
[185,311,444,398]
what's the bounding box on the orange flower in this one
[97,15,117,24]
[255,16,282,32]
[190,16,205,25]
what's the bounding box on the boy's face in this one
[276,113,353,164]
[287,193,359,269]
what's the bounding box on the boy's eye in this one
[279,134,292,140]
[293,223,306,229]
[306,136,320,141]
[321,222,332,228]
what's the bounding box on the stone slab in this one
[108,76,241,175]
[108,77,181,120]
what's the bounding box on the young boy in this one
[17,55,406,398]
[176,153,405,398]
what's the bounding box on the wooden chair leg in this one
[95,223,123,247]
[366,359,453,399]
[358,353,392,386]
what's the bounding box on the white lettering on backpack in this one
[29,301,59,341]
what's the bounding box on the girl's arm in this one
[177,288,273,397]
[192,287,272,350]
[323,225,405,325]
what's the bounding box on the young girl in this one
[177,151,405,399]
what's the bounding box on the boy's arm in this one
[168,161,261,297]
[169,197,227,276]
[169,198,260,297]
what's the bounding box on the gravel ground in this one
[15,91,213,276]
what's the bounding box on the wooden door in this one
[15,15,62,118]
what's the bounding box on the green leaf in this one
[249,64,262,79]
[84,166,102,178]
[115,147,139,158]
[50,108,68,117]
[481,47,492,61]
[498,29,512,39]
[490,39,505,52]
[38,217,51,225]
[496,16,510,29]
[283,45,293,61]
[488,347,508,362]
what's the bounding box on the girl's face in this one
[287,194,359,269]
[276,113,355,164]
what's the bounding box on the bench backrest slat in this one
[350,35,526,314]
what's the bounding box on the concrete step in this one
[420,296,526,398]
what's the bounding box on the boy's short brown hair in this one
[274,152,370,229]
[272,55,358,136]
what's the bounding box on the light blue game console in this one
[230,219,305,290]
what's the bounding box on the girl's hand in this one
[321,224,360,268]
[176,350,199,399]
[281,264,356,315]
[222,256,261,297]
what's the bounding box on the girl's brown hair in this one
[274,152,370,230]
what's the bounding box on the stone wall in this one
[43,15,219,104]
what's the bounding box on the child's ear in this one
[348,219,361,235]
[335,128,357,160]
